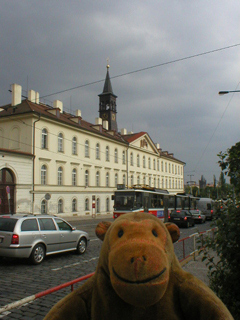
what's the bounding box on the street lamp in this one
[219,90,240,95]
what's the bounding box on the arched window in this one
[96,198,100,213]
[41,165,47,185]
[115,173,118,187]
[106,172,109,187]
[72,168,77,186]
[137,175,140,185]
[137,154,140,167]
[85,140,89,157]
[106,198,110,212]
[114,148,118,163]
[72,198,77,212]
[123,174,126,186]
[42,129,48,149]
[122,151,126,164]
[58,133,63,152]
[85,198,89,210]
[96,171,100,187]
[131,175,134,186]
[58,167,63,185]
[41,199,47,214]
[96,143,100,159]
[58,199,63,213]
[106,146,109,161]
[148,157,151,169]
[130,152,133,166]
[72,137,77,155]
[85,170,89,187]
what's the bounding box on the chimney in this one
[53,100,63,113]
[35,92,39,104]
[28,90,36,102]
[121,128,127,135]
[95,117,103,125]
[103,120,108,130]
[155,143,160,149]
[11,84,22,106]
[76,110,81,117]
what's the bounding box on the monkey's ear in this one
[95,221,112,241]
[165,222,180,243]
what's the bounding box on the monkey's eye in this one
[152,229,158,237]
[118,229,124,238]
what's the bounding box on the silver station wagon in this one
[0,214,89,264]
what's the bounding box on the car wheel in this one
[30,244,45,265]
[77,238,87,255]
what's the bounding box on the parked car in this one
[168,210,195,228]
[190,210,206,224]
[0,214,89,264]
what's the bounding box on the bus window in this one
[143,196,149,212]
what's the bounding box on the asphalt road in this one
[0,216,213,319]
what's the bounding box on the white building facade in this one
[0,69,185,216]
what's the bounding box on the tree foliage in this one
[201,142,240,318]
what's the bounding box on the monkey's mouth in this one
[112,267,166,284]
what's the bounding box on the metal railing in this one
[0,227,217,315]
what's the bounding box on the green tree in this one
[201,143,240,318]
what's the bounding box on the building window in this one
[123,174,126,186]
[172,178,174,189]
[115,173,118,187]
[149,176,151,186]
[137,154,140,167]
[153,159,156,170]
[85,198,89,210]
[41,199,47,214]
[154,178,156,188]
[122,151,126,164]
[158,178,160,188]
[165,178,168,188]
[169,164,171,173]
[72,198,77,212]
[58,133,63,152]
[96,171,100,187]
[96,143,100,159]
[148,158,151,169]
[85,140,89,157]
[72,168,77,186]
[143,156,146,168]
[130,152,133,166]
[96,198,100,213]
[172,164,174,174]
[106,146,109,161]
[58,167,63,185]
[114,148,118,163]
[157,160,160,171]
[165,163,167,172]
[161,161,163,172]
[58,199,63,213]
[162,178,164,188]
[131,175,134,186]
[72,137,77,155]
[143,176,146,185]
[106,172,109,187]
[106,198,110,212]
[85,170,89,187]
[41,165,47,185]
[137,175,140,185]
[42,129,48,149]
[169,179,171,189]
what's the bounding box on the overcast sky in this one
[1,0,240,185]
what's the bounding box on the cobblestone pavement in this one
[0,216,212,319]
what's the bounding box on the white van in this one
[196,198,215,220]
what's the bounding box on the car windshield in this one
[0,218,17,232]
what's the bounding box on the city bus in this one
[113,185,198,221]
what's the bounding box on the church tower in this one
[98,63,118,131]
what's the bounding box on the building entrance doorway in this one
[0,168,15,214]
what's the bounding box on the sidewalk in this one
[181,253,210,285]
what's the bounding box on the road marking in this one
[51,257,99,271]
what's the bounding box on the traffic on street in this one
[0,215,213,319]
